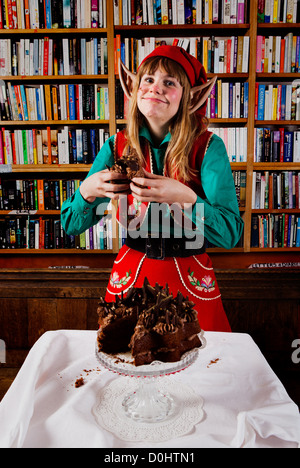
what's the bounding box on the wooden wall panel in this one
[86,299,101,330]
[28,299,58,347]
[225,299,299,369]
[0,298,28,348]
[57,298,88,330]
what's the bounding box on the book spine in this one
[63,0,71,28]
[91,0,98,27]
[19,85,29,120]
[68,84,76,120]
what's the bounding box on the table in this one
[0,330,299,448]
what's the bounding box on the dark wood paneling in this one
[0,298,28,349]
[28,298,58,347]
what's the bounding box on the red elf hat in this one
[139,45,207,88]
[138,45,210,117]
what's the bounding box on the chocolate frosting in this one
[109,151,144,181]
[97,277,201,364]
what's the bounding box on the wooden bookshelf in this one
[0,0,299,269]
[10,164,91,172]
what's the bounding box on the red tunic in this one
[105,130,231,333]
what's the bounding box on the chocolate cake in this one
[108,150,144,188]
[97,278,202,366]
[97,289,142,354]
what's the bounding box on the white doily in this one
[92,376,204,442]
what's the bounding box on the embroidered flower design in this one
[187,268,215,293]
[200,275,216,292]
[109,270,132,288]
[110,272,120,285]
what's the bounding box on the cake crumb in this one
[75,377,85,388]
[114,357,125,364]
[207,358,220,368]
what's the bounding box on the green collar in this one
[139,126,171,148]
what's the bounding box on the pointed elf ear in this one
[189,76,217,114]
[118,59,137,99]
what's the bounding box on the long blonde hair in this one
[124,56,208,182]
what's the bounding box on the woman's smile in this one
[143,97,167,103]
[137,67,183,138]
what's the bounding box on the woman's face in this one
[137,67,183,137]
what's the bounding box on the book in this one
[91,0,99,27]
[284,131,293,162]
[63,0,71,27]
[257,84,266,120]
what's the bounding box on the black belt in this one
[125,235,205,259]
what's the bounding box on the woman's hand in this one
[79,169,130,203]
[131,170,197,207]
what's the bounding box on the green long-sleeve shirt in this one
[61,128,244,249]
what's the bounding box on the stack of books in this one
[251,212,300,248]
[257,0,300,23]
[207,80,249,119]
[209,127,248,162]
[0,0,107,30]
[0,82,109,122]
[254,128,300,162]
[114,0,248,25]
[256,34,300,73]
[252,170,300,210]
[0,36,108,77]
[0,214,115,250]
[0,126,109,165]
[0,177,82,210]
[255,83,300,121]
[116,35,249,74]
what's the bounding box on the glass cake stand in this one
[95,331,206,423]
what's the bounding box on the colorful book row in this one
[0,82,109,122]
[0,0,107,30]
[251,213,300,248]
[257,0,300,23]
[0,126,109,165]
[255,83,300,121]
[254,128,300,162]
[207,80,248,119]
[116,35,249,74]
[0,36,108,77]
[200,35,249,74]
[256,34,300,73]
[114,0,248,25]
[252,171,300,210]
[0,177,83,210]
[209,127,248,162]
[0,214,115,250]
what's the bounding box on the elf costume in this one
[61,46,244,332]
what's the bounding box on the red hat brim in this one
[139,45,207,88]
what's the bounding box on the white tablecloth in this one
[0,330,299,448]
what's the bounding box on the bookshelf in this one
[0,0,299,270]
[253,3,300,257]
[0,0,119,268]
